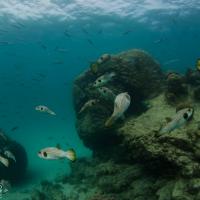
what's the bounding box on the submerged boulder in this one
[0,130,27,183]
[73,49,164,149]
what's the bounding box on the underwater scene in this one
[1,0,200,199]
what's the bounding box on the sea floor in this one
[3,116,91,199]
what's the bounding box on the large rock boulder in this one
[0,130,28,183]
[73,49,164,149]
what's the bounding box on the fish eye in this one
[40,107,44,110]
[183,113,188,119]
[38,151,41,154]
[98,80,102,82]
[103,90,106,93]
[43,152,47,157]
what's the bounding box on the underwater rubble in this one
[29,49,200,200]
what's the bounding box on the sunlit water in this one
[0,0,200,198]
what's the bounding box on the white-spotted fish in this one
[98,87,116,101]
[105,92,131,127]
[93,72,116,88]
[35,105,56,116]
[4,150,16,162]
[160,108,194,134]
[38,147,76,162]
[79,99,99,114]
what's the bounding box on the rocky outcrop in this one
[0,130,28,182]
[73,49,164,149]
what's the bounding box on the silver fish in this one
[105,92,131,127]
[160,108,194,134]
[93,72,116,88]
[35,105,56,116]
[4,150,16,162]
[0,155,9,167]
[79,99,99,114]
[98,87,116,101]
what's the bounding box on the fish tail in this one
[65,149,76,162]
[0,157,9,167]
[48,110,56,115]
[105,116,116,127]
[79,107,84,114]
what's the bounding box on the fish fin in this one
[48,110,56,115]
[165,117,172,123]
[65,149,76,162]
[105,116,116,127]
[0,156,9,167]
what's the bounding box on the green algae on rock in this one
[73,49,164,149]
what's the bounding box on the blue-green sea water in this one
[0,0,200,198]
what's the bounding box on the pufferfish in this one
[196,58,200,71]
[105,92,131,127]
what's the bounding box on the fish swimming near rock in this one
[35,105,56,115]
[105,92,131,127]
[98,87,116,101]
[0,155,9,167]
[4,150,16,162]
[160,107,194,134]
[196,58,200,71]
[93,72,116,88]
[79,99,99,114]
[38,147,76,162]
[97,54,111,65]
[0,179,11,194]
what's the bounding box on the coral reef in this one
[27,49,200,200]
[0,130,27,182]
[165,72,188,104]
[73,49,164,149]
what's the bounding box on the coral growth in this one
[165,72,188,104]
[73,49,164,149]
[28,49,200,200]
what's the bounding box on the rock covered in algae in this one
[73,49,164,149]
[164,72,188,104]
[117,93,200,179]
[0,130,27,182]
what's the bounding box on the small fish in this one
[0,155,9,167]
[160,108,194,134]
[87,39,94,46]
[98,87,116,101]
[105,92,131,127]
[53,60,64,65]
[4,150,16,162]
[163,59,179,66]
[10,126,19,132]
[38,147,76,162]
[196,58,200,71]
[64,31,71,38]
[122,30,132,35]
[82,28,89,35]
[93,72,116,88]
[35,105,56,116]
[79,99,99,114]
[55,48,69,53]
[0,180,11,194]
